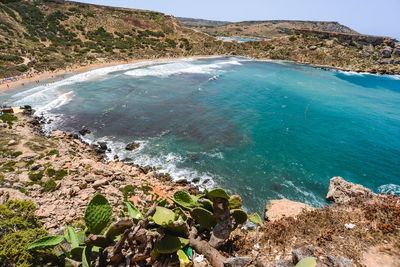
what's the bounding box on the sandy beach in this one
[0,55,216,93]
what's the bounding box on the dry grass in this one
[228,194,400,265]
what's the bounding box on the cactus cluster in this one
[28,187,263,266]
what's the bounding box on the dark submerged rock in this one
[125,142,140,151]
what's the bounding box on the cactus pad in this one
[173,190,198,209]
[231,209,248,226]
[206,188,230,200]
[84,194,112,235]
[28,235,64,250]
[64,226,80,248]
[153,206,175,227]
[228,195,242,209]
[198,198,213,211]
[190,207,217,230]
[125,201,143,222]
[155,235,189,254]
[173,207,188,221]
[177,249,192,266]
[295,257,317,267]
[248,213,262,226]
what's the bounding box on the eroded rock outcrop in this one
[326,176,374,204]
[264,198,314,221]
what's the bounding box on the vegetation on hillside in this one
[178,18,358,39]
[0,1,399,78]
[0,0,241,78]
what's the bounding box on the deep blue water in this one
[2,57,400,214]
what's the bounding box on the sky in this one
[79,0,400,40]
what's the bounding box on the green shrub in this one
[54,169,67,180]
[0,113,18,127]
[0,199,49,266]
[46,149,59,157]
[0,53,23,63]
[43,180,56,192]
[28,170,43,181]
[1,161,16,172]
[289,36,297,42]
[46,168,55,177]
[16,64,29,72]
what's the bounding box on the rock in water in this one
[326,176,373,204]
[125,142,140,151]
[79,126,91,136]
[264,199,313,221]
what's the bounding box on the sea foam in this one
[124,59,243,77]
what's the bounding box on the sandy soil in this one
[0,55,217,93]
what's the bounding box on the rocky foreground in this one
[0,112,399,266]
[0,113,193,233]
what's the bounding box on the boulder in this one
[0,188,32,204]
[325,254,353,267]
[393,47,400,56]
[17,152,39,162]
[292,247,315,265]
[125,142,140,151]
[382,47,393,58]
[7,140,17,146]
[264,199,313,221]
[326,177,373,204]
[78,126,91,136]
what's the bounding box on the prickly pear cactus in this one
[155,235,189,254]
[173,207,188,221]
[206,188,230,201]
[84,194,112,235]
[198,198,213,211]
[177,249,192,267]
[231,209,248,226]
[125,201,143,222]
[190,207,217,230]
[295,257,317,267]
[173,190,198,209]
[248,213,262,226]
[28,235,65,250]
[228,195,242,209]
[153,206,175,227]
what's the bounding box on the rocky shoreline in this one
[0,112,197,234]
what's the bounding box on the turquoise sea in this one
[1,57,400,214]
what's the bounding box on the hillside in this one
[177,17,231,27]
[0,1,399,80]
[177,18,358,39]
[0,0,244,78]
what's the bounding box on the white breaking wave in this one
[377,184,400,194]
[7,58,217,108]
[35,91,74,115]
[124,59,243,77]
[78,134,217,190]
[284,180,324,207]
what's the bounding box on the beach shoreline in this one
[0,55,218,93]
